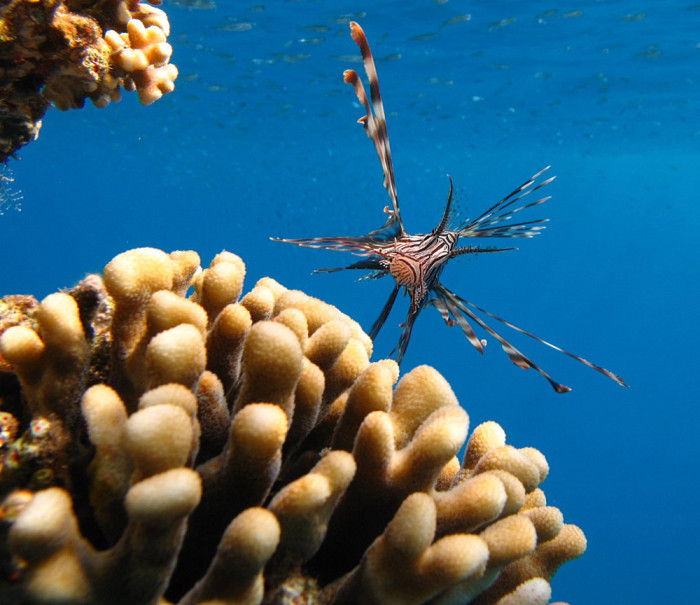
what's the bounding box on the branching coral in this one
[0,0,178,162]
[0,247,586,604]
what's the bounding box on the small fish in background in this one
[169,0,217,9]
[442,14,471,27]
[488,17,516,31]
[274,22,627,393]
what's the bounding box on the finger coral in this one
[0,0,178,162]
[0,247,586,604]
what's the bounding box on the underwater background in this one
[1,0,698,603]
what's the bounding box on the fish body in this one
[275,22,627,393]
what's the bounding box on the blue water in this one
[2,1,698,603]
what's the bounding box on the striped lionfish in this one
[275,22,627,393]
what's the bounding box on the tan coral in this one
[0,292,89,496]
[331,360,398,451]
[179,507,280,605]
[332,492,490,604]
[0,246,586,605]
[269,450,356,563]
[0,293,88,422]
[145,323,207,389]
[205,302,252,395]
[81,384,133,541]
[239,285,276,323]
[192,251,246,321]
[9,468,202,605]
[469,524,587,605]
[284,357,325,454]
[0,0,179,161]
[104,16,178,105]
[103,247,200,409]
[232,321,304,419]
[192,370,230,463]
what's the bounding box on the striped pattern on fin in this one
[369,283,400,339]
[345,21,403,237]
[391,300,423,365]
[431,284,628,391]
[270,234,387,254]
[431,175,455,236]
[430,295,484,354]
[459,166,555,238]
[432,284,573,392]
[461,295,629,387]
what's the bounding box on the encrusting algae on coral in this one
[0,247,586,604]
[0,0,178,162]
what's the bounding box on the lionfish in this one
[275,22,627,393]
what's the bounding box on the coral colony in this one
[0,0,178,162]
[0,248,586,604]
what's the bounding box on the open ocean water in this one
[2,1,699,603]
